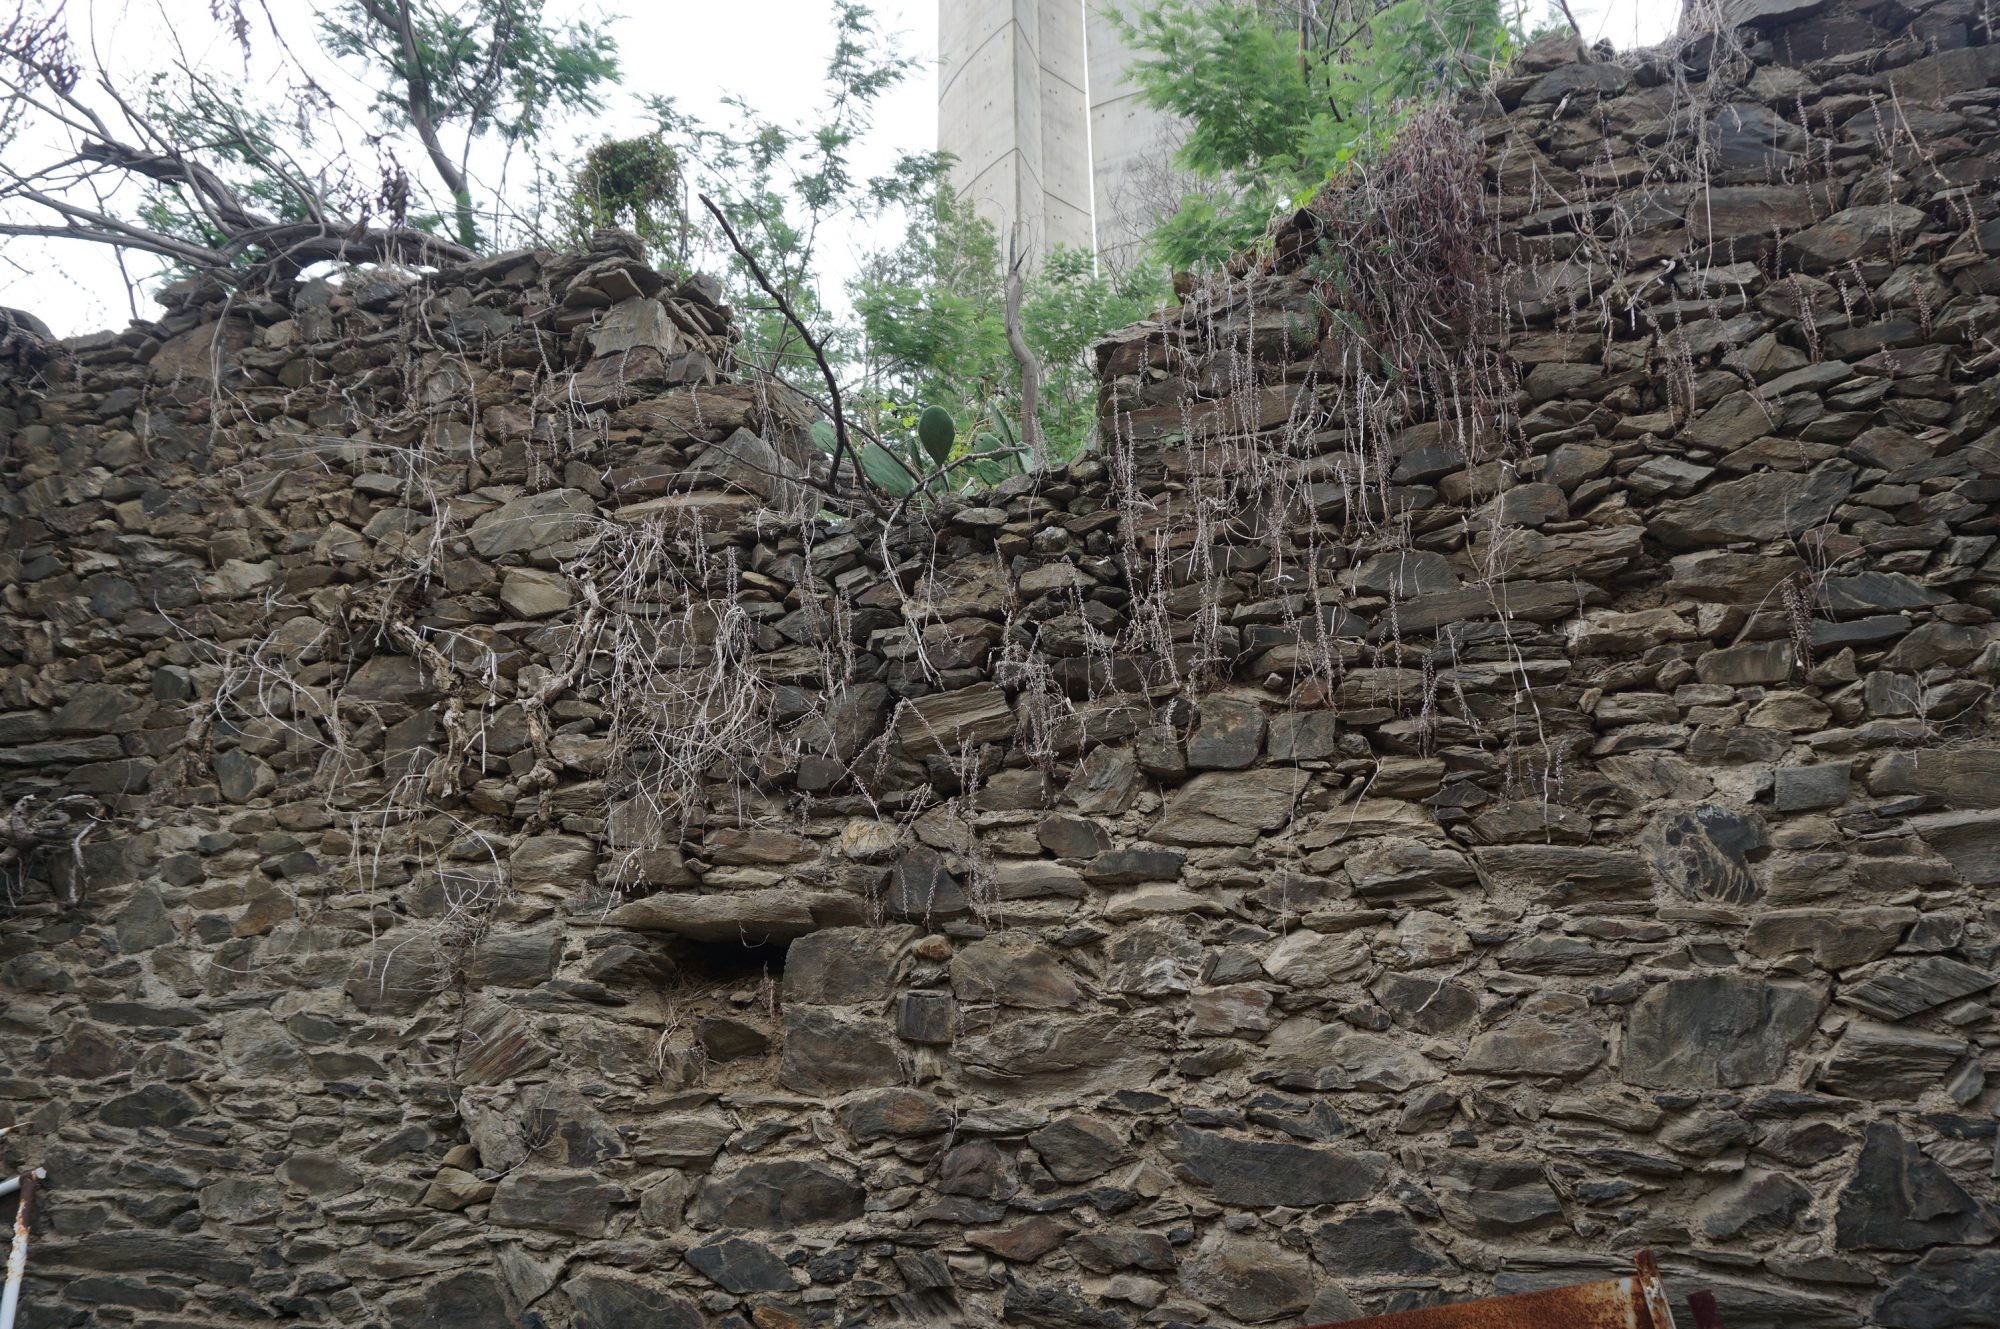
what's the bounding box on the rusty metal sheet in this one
[1304,1251,1683,1329]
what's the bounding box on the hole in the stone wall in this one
[666,936,790,987]
[651,937,790,1080]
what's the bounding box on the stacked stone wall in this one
[2,3,1999,1327]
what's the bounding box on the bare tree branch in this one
[0,0,595,293]
[0,199,230,267]
[1003,237,1044,471]
[356,0,477,248]
[77,138,263,231]
[0,15,477,291]
[1555,0,1589,55]
[698,191,872,506]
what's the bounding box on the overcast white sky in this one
[1,0,1672,337]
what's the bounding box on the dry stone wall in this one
[3,4,2000,1328]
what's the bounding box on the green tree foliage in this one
[1112,0,1515,269]
[851,181,1166,474]
[320,0,620,249]
[645,2,941,379]
[851,183,1007,425]
[1019,248,1167,454]
[0,1,616,279]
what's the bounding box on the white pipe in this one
[0,1171,40,1201]
[1,1168,37,1329]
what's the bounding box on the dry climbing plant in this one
[166,279,601,989]
[173,4,1987,980]
[1090,106,1536,790]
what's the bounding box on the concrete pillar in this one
[1036,0,1094,257]
[938,0,1094,266]
[1084,3,1178,271]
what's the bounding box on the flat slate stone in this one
[380,1271,514,1329]
[1461,1016,1606,1079]
[1389,580,1579,632]
[777,1007,901,1096]
[1835,1122,1999,1251]
[1773,762,1850,812]
[1837,955,1996,1020]
[1520,61,1630,103]
[834,1087,952,1142]
[624,1113,731,1168]
[1652,464,1855,550]
[113,886,176,951]
[690,1159,865,1229]
[1173,1125,1388,1206]
[1028,1115,1128,1183]
[564,1271,703,1329]
[1350,549,1459,597]
[1787,204,1929,269]
[1108,920,1203,995]
[951,934,1083,1009]
[883,844,971,921]
[1309,1209,1452,1276]
[1432,1155,1563,1234]
[1687,185,1820,241]
[893,683,1015,755]
[1181,1233,1314,1324]
[1256,1025,1440,1092]
[1820,571,1948,614]
[198,1178,283,1223]
[1259,929,1368,989]
[1474,844,1651,903]
[970,1216,1070,1263]
[1151,769,1309,847]
[464,928,563,989]
[1084,845,1186,885]
[1002,1278,1132,1329]
[1267,710,1340,760]
[1067,1226,1173,1272]
[1697,639,1795,686]
[588,297,683,356]
[99,1083,200,1129]
[1064,745,1141,814]
[686,1235,800,1293]
[1185,698,1266,770]
[956,1012,1143,1084]
[1624,975,1819,1088]
[1695,1169,1812,1240]
[785,926,915,1005]
[1038,813,1113,857]
[1903,748,2000,807]
[1348,840,1477,901]
[1817,1021,1966,1100]
[895,990,954,1044]
[1874,1249,2000,1329]
[467,487,596,558]
[489,1170,619,1237]
[604,888,814,942]
[1907,811,2000,884]
[1374,972,1479,1034]
[1743,906,1915,970]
